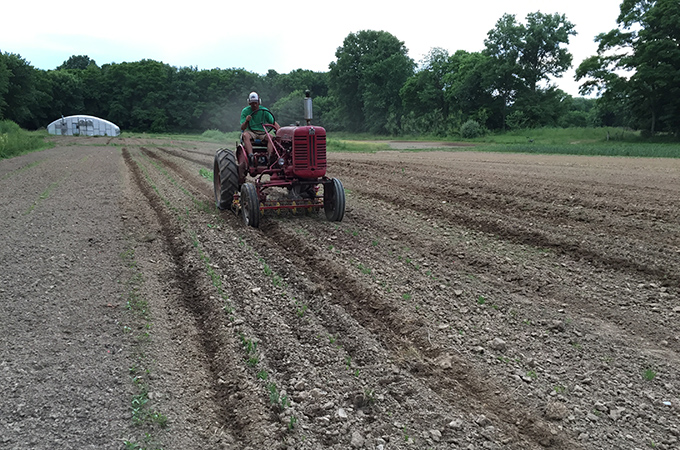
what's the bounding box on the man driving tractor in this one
[240,91,280,167]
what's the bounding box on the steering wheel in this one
[247,108,277,134]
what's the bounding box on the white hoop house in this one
[47,115,120,137]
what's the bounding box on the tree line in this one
[0,0,677,137]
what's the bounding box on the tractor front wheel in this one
[324,178,345,222]
[240,183,261,228]
[214,149,239,210]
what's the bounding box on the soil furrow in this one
[350,184,680,286]
[156,146,213,169]
[261,221,578,449]
[123,147,271,447]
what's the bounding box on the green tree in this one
[558,96,598,127]
[400,48,452,135]
[166,66,202,131]
[78,63,106,118]
[401,48,450,116]
[484,12,576,128]
[57,55,97,70]
[484,13,525,128]
[47,70,85,115]
[29,69,85,127]
[0,55,9,119]
[444,51,500,129]
[194,68,262,131]
[576,0,680,134]
[272,89,305,127]
[0,52,39,128]
[510,87,570,129]
[274,69,329,98]
[99,59,174,132]
[329,30,415,133]
[521,12,576,92]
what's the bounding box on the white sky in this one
[1,0,623,97]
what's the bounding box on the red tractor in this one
[213,92,345,228]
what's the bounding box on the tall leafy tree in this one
[401,48,450,117]
[274,69,329,98]
[400,48,452,135]
[0,54,9,119]
[329,30,414,133]
[78,63,105,118]
[194,68,262,131]
[484,13,525,126]
[99,59,174,132]
[558,96,598,127]
[510,87,570,129]
[484,12,576,128]
[57,55,97,70]
[444,51,499,129]
[272,89,306,127]
[166,66,202,131]
[576,0,680,134]
[31,70,85,127]
[0,52,40,128]
[521,13,576,92]
[400,48,499,135]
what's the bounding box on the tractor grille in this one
[293,133,326,171]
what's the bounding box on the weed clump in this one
[0,120,47,159]
[460,120,485,139]
[200,129,231,142]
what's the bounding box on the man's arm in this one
[241,116,251,131]
[240,107,251,131]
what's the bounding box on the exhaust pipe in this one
[304,90,313,125]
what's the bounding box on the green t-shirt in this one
[240,106,274,132]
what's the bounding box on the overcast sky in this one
[2,0,623,98]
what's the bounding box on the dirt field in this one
[1,136,679,450]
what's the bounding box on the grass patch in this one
[123,130,241,144]
[326,138,390,153]
[266,382,290,411]
[357,263,372,275]
[472,142,680,158]
[466,127,680,157]
[332,127,680,157]
[472,126,639,144]
[199,168,213,179]
[0,120,51,160]
[643,368,656,381]
[200,129,238,143]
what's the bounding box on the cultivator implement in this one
[261,199,323,213]
[231,197,324,214]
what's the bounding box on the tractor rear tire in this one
[214,149,239,210]
[324,178,345,222]
[240,183,260,228]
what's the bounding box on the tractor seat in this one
[241,131,269,148]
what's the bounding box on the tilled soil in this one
[1,137,679,450]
